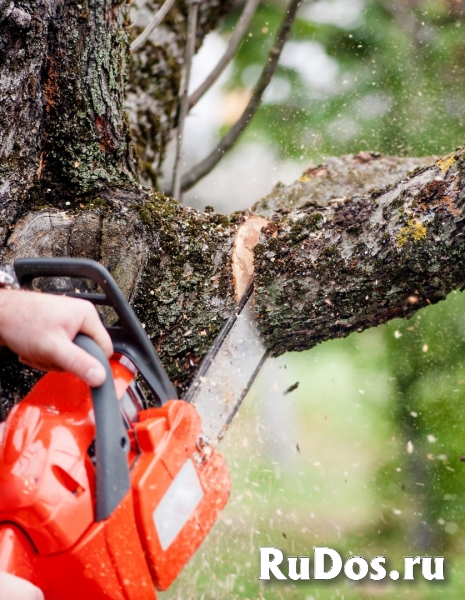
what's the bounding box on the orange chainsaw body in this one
[0,356,231,599]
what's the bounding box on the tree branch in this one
[130,0,177,53]
[3,150,464,402]
[251,152,437,216]
[187,0,261,109]
[171,0,200,201]
[253,149,465,356]
[170,0,301,195]
[2,0,465,422]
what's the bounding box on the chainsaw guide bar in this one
[0,258,235,599]
[185,284,268,446]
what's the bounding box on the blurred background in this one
[155,0,465,598]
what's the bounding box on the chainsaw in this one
[0,258,267,599]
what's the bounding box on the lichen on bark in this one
[37,0,138,205]
[253,148,465,356]
[2,0,465,415]
[0,0,141,235]
[0,0,50,245]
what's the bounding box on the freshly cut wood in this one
[0,0,463,409]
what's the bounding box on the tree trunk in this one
[1,0,465,412]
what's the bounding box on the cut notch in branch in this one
[188,0,261,110]
[168,0,302,196]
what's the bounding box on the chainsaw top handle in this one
[14,257,177,405]
[74,333,130,521]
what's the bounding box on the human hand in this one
[0,572,44,600]
[0,290,113,387]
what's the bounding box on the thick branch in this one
[2,0,465,441]
[253,149,465,355]
[1,3,464,405]
[251,153,436,216]
[2,151,449,404]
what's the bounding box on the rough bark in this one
[3,150,457,405]
[127,0,235,186]
[1,0,465,415]
[0,0,236,406]
[0,0,51,244]
[252,150,465,355]
[0,0,139,217]
[0,0,233,212]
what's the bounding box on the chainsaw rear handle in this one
[0,336,131,520]
[14,257,177,405]
[74,334,130,521]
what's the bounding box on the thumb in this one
[55,338,107,387]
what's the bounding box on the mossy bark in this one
[0,0,139,219]
[0,0,234,209]
[1,1,465,412]
[0,0,50,244]
[252,150,465,355]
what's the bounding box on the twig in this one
[172,0,302,195]
[171,0,200,201]
[131,0,177,53]
[188,0,261,109]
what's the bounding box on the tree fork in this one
[0,0,234,216]
[1,1,465,412]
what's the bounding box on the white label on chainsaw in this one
[153,458,204,551]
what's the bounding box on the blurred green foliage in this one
[222,0,465,160]
[166,294,465,599]
[165,1,465,598]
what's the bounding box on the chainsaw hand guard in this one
[14,257,177,405]
[0,258,231,600]
[73,334,130,521]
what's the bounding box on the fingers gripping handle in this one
[74,334,130,521]
[14,257,177,405]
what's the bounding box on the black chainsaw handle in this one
[14,257,177,405]
[74,334,130,522]
[0,333,130,519]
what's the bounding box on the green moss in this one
[289,212,324,243]
[31,0,138,204]
[137,193,180,228]
[84,196,108,209]
[132,196,237,393]
[321,245,340,258]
